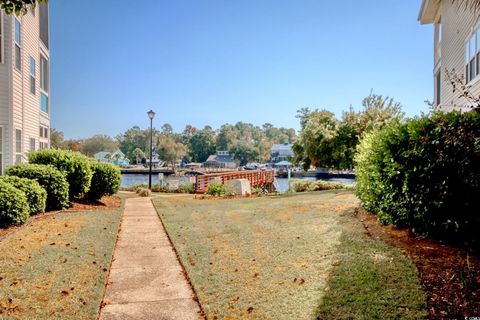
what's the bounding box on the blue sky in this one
[50,0,433,139]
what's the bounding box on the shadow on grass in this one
[316,209,427,320]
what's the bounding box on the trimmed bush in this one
[87,162,121,200]
[0,176,47,215]
[28,149,93,199]
[0,180,30,225]
[136,188,151,197]
[355,111,480,238]
[6,164,70,211]
[290,179,353,192]
[206,181,225,196]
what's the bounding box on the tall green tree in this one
[188,129,216,162]
[230,141,260,166]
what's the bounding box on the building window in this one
[15,19,21,71]
[41,92,48,113]
[39,3,49,48]
[30,56,36,94]
[44,127,49,139]
[40,55,49,92]
[466,29,480,83]
[0,127,3,173]
[435,70,441,106]
[15,129,22,163]
[39,141,48,150]
[30,138,36,151]
[0,10,3,64]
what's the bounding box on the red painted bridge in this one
[195,170,275,194]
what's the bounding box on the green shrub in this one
[355,111,480,238]
[290,179,352,192]
[206,181,225,196]
[178,183,194,194]
[29,149,93,199]
[86,162,121,200]
[0,180,30,225]
[0,176,47,215]
[6,164,70,211]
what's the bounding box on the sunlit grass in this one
[153,192,426,319]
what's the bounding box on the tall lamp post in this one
[147,110,156,190]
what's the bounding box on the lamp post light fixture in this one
[147,109,156,189]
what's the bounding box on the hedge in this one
[6,164,70,211]
[0,176,47,215]
[86,162,121,200]
[0,180,30,225]
[29,149,93,200]
[355,111,480,238]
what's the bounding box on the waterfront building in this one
[0,4,51,173]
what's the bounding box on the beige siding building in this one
[0,4,50,174]
[419,0,480,110]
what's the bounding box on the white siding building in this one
[419,0,480,110]
[0,4,50,173]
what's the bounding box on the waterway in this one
[121,174,355,193]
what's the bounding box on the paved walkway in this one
[99,197,202,320]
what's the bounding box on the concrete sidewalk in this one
[99,197,202,320]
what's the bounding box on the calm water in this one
[121,174,163,187]
[121,174,355,192]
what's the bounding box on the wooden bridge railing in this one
[195,170,275,194]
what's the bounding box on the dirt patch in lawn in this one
[70,196,121,211]
[356,208,480,319]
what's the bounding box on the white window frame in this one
[14,18,21,71]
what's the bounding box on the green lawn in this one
[153,191,427,320]
[0,195,126,319]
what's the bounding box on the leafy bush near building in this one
[29,149,93,200]
[355,111,480,238]
[86,162,121,200]
[6,164,70,211]
[206,181,225,196]
[0,180,30,226]
[0,176,47,215]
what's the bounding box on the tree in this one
[133,148,145,164]
[0,0,46,15]
[292,92,404,170]
[158,136,187,168]
[116,126,151,162]
[50,128,64,149]
[188,130,216,162]
[292,110,339,170]
[79,134,118,156]
[230,141,260,166]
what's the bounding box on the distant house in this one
[418,0,480,111]
[203,151,237,169]
[94,149,130,166]
[271,143,293,163]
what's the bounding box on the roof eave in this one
[418,0,441,24]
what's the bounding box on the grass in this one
[153,191,426,319]
[0,195,126,319]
